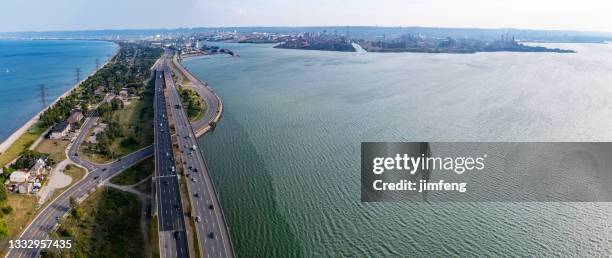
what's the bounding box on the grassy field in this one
[179,88,207,122]
[0,194,38,253]
[78,122,112,164]
[0,164,86,255]
[0,122,47,167]
[112,94,154,155]
[134,178,152,194]
[34,139,69,164]
[79,94,154,164]
[151,216,160,258]
[50,187,145,257]
[110,157,153,185]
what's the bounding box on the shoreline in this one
[173,54,224,137]
[0,42,119,155]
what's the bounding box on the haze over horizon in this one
[2,0,612,33]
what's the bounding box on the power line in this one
[75,68,81,83]
[38,84,48,109]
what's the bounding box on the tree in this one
[0,218,8,238]
[12,150,44,170]
[110,98,123,111]
[0,186,7,203]
[80,102,89,113]
[69,196,78,209]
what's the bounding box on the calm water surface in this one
[184,43,612,256]
[0,40,117,141]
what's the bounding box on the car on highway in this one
[191,178,197,182]
[209,204,214,210]
[174,231,180,239]
[93,176,99,180]
[195,216,201,222]
[208,232,214,239]
[194,193,199,198]
[164,181,169,186]
[102,168,107,171]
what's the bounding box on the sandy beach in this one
[0,43,119,154]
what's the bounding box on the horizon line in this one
[2,25,612,35]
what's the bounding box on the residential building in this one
[48,121,70,139]
[67,110,84,127]
[29,157,47,176]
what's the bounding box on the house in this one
[8,171,32,193]
[119,89,129,100]
[67,110,84,127]
[29,157,47,176]
[9,171,29,183]
[18,183,32,194]
[49,121,70,139]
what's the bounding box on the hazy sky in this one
[2,0,612,32]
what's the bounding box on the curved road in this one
[165,55,234,258]
[6,109,153,258]
[172,56,221,137]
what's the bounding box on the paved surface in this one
[154,54,189,258]
[6,109,153,258]
[172,56,220,136]
[167,54,234,258]
[36,159,73,205]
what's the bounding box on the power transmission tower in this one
[38,84,48,109]
[75,68,81,83]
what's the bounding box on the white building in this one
[9,171,29,183]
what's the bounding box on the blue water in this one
[185,42,612,256]
[0,40,117,141]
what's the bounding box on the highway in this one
[171,55,220,136]
[7,51,231,258]
[7,108,153,258]
[165,54,234,258]
[153,55,190,258]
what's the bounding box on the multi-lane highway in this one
[153,56,189,258]
[165,55,233,258]
[7,51,232,258]
[7,105,153,258]
[171,55,221,136]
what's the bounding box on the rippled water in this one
[0,40,117,141]
[184,43,612,256]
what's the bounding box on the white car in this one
[195,216,201,222]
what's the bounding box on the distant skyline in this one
[2,0,612,33]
